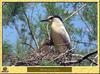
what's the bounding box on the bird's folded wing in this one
[59,27,71,44]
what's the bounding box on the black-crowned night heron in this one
[41,15,71,54]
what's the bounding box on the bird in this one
[41,15,71,55]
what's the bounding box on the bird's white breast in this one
[51,19,71,43]
[51,19,63,33]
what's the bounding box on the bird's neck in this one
[51,20,64,32]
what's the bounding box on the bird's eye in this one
[49,17,54,20]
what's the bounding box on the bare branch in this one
[14,23,21,39]
[22,42,35,50]
[23,10,39,49]
[46,24,51,40]
[63,50,97,65]
[91,54,98,65]
[78,12,92,33]
[50,48,74,62]
[72,54,97,65]
[63,4,87,22]
[72,40,97,45]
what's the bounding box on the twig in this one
[46,23,51,40]
[23,10,39,49]
[72,54,97,65]
[14,24,20,37]
[78,12,92,34]
[50,48,97,65]
[87,57,97,65]
[22,42,35,50]
[2,2,7,6]
[78,12,96,40]
[72,40,97,45]
[64,50,97,65]
[50,47,74,62]
[63,4,87,22]
[90,54,98,65]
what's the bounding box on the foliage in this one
[3,41,14,65]
[83,3,97,41]
[3,41,13,56]
[15,40,29,61]
[3,2,97,66]
[3,3,25,26]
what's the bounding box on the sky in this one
[3,3,97,50]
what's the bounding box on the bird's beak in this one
[40,19,49,22]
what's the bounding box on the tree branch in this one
[63,4,87,22]
[46,23,51,40]
[50,47,97,65]
[22,42,35,50]
[23,10,39,49]
[72,40,97,45]
[78,12,92,34]
[50,48,74,62]
[72,54,97,65]
[63,50,97,65]
[90,55,97,65]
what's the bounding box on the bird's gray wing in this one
[60,28,71,49]
[59,27,71,46]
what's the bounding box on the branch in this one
[87,57,97,65]
[50,48,74,62]
[90,55,98,65]
[72,40,97,45]
[63,4,87,22]
[50,47,97,65]
[63,50,97,65]
[14,23,21,39]
[23,10,39,49]
[22,42,35,50]
[72,54,97,65]
[46,24,51,40]
[78,12,96,39]
[78,12,92,34]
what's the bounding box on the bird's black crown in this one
[48,15,63,22]
[41,15,63,22]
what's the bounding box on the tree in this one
[3,2,97,66]
[3,41,14,65]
